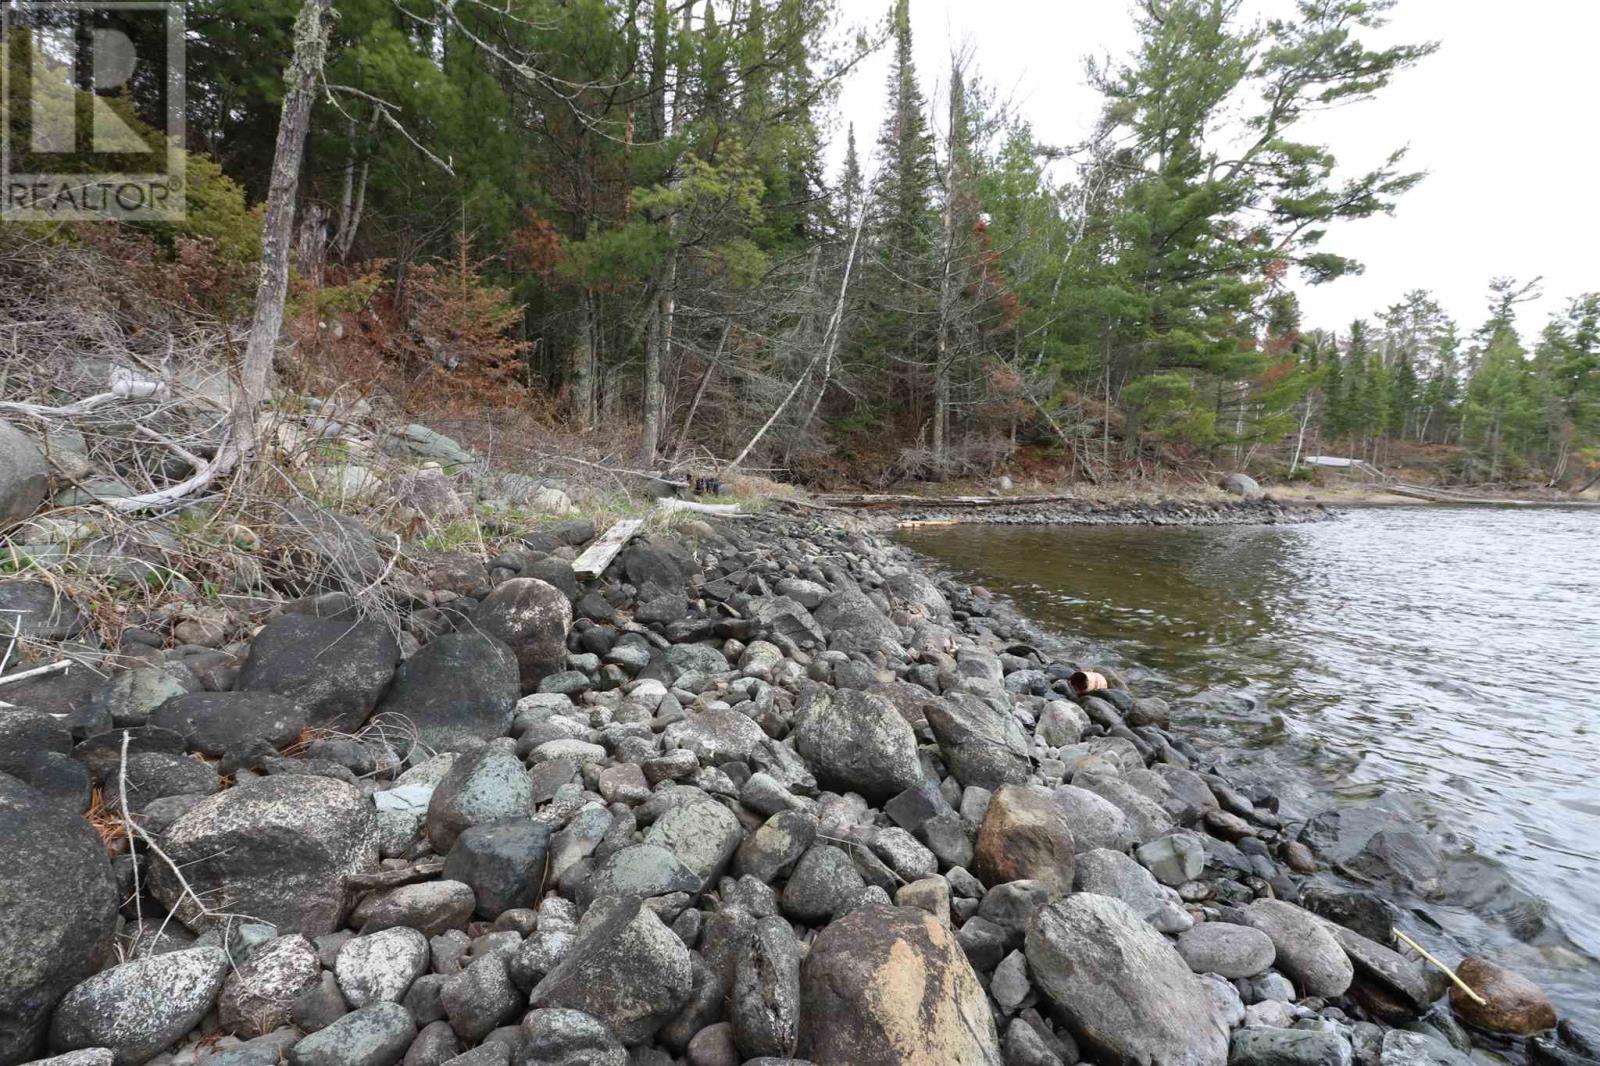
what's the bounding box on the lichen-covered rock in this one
[48,947,229,1066]
[792,687,922,802]
[643,791,744,887]
[0,775,119,1065]
[924,693,1031,791]
[663,708,771,766]
[217,934,322,1037]
[1025,894,1227,1066]
[527,897,692,1043]
[151,775,379,937]
[287,1001,416,1066]
[336,927,430,1007]
[798,905,1000,1066]
[426,747,534,853]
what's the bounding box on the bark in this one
[240,0,333,450]
[294,202,327,288]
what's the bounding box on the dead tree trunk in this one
[239,0,333,451]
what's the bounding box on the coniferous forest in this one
[5,0,1597,490]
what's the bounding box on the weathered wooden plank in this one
[572,517,644,579]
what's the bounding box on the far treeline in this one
[7,0,1596,489]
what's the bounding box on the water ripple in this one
[900,507,1600,1025]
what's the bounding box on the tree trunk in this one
[572,290,597,430]
[294,202,327,288]
[240,0,333,450]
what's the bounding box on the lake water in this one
[899,507,1600,1026]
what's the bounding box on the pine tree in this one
[871,0,935,263]
[839,124,864,231]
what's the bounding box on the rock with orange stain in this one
[798,905,1001,1066]
[1450,957,1557,1035]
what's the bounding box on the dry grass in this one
[84,784,127,851]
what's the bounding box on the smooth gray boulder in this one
[1073,848,1182,929]
[0,775,119,1065]
[237,613,399,732]
[48,947,229,1066]
[1025,894,1227,1066]
[0,419,48,528]
[792,687,922,802]
[1244,900,1354,998]
[148,691,307,763]
[151,775,379,937]
[1073,771,1175,842]
[1052,785,1135,852]
[375,632,519,754]
[1176,923,1276,979]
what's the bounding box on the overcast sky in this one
[830,0,1599,339]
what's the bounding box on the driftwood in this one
[1393,930,1487,1006]
[655,498,742,516]
[572,518,645,580]
[0,659,69,688]
[347,860,446,891]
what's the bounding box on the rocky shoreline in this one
[0,507,1591,1066]
[858,495,1330,530]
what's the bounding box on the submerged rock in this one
[1449,956,1557,1035]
